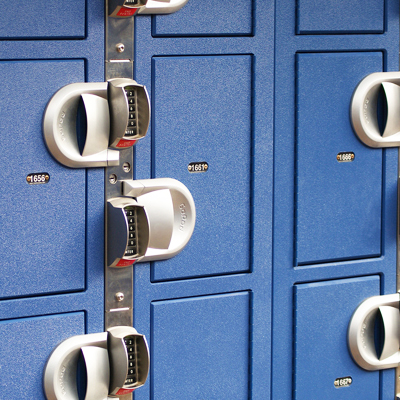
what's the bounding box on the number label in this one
[188,162,209,173]
[334,376,352,388]
[26,173,50,185]
[337,152,355,162]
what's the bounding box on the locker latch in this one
[107,178,196,267]
[351,71,400,148]
[44,326,149,399]
[348,293,400,370]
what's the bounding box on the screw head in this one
[109,174,117,184]
[115,292,125,302]
[116,43,125,53]
[122,162,131,173]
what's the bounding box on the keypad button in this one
[125,128,136,137]
[125,337,134,345]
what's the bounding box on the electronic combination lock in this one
[43,78,150,168]
[351,71,400,148]
[107,178,196,267]
[44,326,149,400]
[108,0,189,17]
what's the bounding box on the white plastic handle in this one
[123,178,196,262]
[43,332,108,400]
[138,0,189,14]
[351,71,400,148]
[348,293,400,371]
[43,82,120,168]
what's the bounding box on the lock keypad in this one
[125,86,137,138]
[124,335,139,387]
[124,206,138,258]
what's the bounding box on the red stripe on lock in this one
[116,259,136,267]
[116,388,135,395]
[116,139,137,148]
[117,7,138,17]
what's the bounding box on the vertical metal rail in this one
[105,3,135,399]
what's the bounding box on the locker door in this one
[0,1,105,398]
[274,0,399,399]
[133,1,273,398]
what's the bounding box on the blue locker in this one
[0,1,105,399]
[0,0,398,399]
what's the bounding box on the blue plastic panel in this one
[151,291,250,399]
[294,276,380,399]
[297,0,384,34]
[151,55,252,281]
[0,312,84,400]
[0,1,85,39]
[152,0,253,37]
[0,60,86,298]
[296,52,383,265]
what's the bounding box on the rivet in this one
[115,292,125,302]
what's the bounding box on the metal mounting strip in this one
[105,6,135,400]
[105,0,135,340]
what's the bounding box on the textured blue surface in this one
[151,292,250,399]
[0,0,399,398]
[0,60,86,298]
[0,0,86,38]
[153,0,253,36]
[0,313,85,400]
[296,52,383,264]
[134,3,274,398]
[297,0,384,34]
[0,1,105,398]
[273,0,399,398]
[294,276,380,399]
[151,55,252,281]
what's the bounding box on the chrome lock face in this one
[43,79,150,168]
[107,178,196,267]
[351,71,400,148]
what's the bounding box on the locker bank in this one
[1,0,399,399]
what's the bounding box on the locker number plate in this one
[336,152,355,162]
[26,173,50,185]
[188,162,208,173]
[334,376,352,388]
